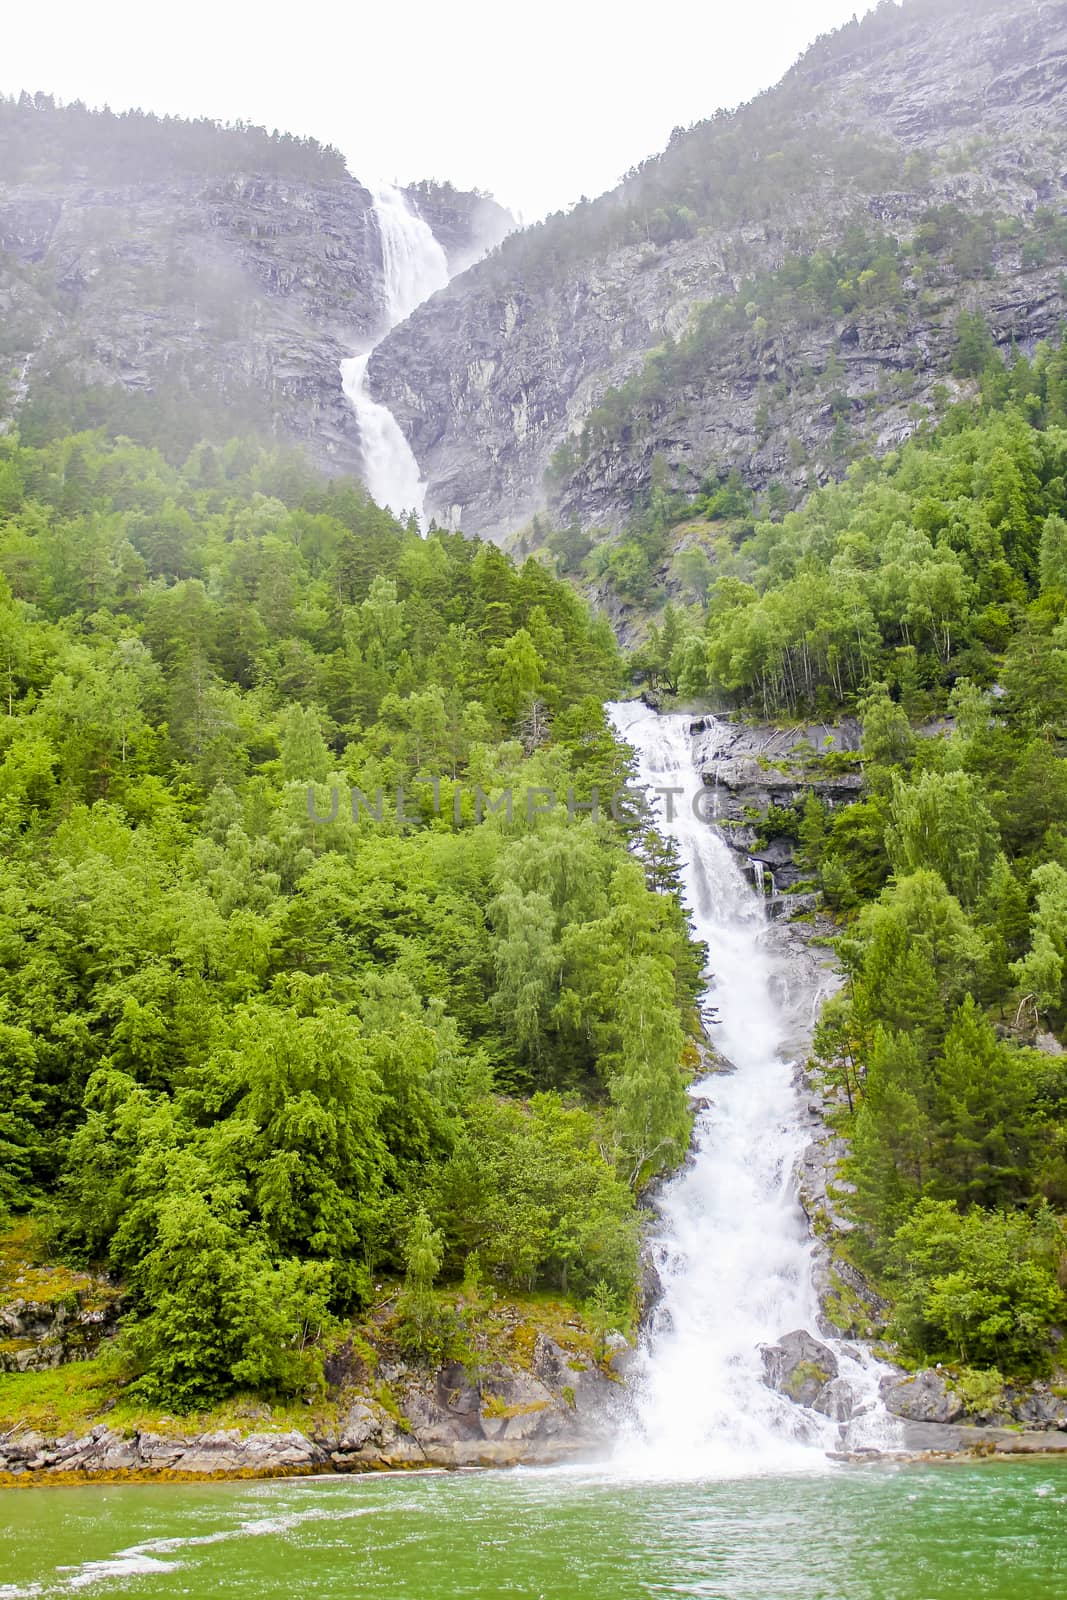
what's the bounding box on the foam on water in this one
[11,1499,392,1597]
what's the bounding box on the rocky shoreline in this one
[0,1330,624,1484]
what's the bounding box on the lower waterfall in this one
[340,182,449,527]
[340,350,429,524]
[607,701,898,1476]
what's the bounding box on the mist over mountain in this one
[6,0,1066,555]
[367,0,1067,543]
[0,95,511,472]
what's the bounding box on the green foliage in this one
[584,1280,626,1360]
[1013,862,1067,1021]
[0,427,702,1407]
[886,769,1000,907]
[608,343,1067,718]
[950,1365,1007,1416]
[888,1200,1065,1372]
[675,544,714,606]
[119,1149,334,1410]
[429,1094,641,1300]
[395,1208,446,1358]
[952,312,998,378]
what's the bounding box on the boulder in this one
[812,1377,856,1422]
[337,1401,379,1452]
[880,1368,965,1425]
[760,1329,839,1407]
[1010,1382,1067,1431]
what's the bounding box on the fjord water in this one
[339,184,449,523]
[4,1466,1067,1599]
[607,702,893,1470]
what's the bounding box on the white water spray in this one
[608,702,896,1477]
[340,183,449,527]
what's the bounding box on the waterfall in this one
[607,702,897,1477]
[339,183,450,528]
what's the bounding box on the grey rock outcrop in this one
[638,1243,666,1316]
[0,173,380,472]
[1010,1382,1067,1429]
[837,1420,1067,1458]
[403,181,513,275]
[876,1368,1067,1433]
[0,160,510,476]
[0,1333,622,1480]
[760,1328,839,1407]
[0,1290,123,1372]
[691,717,863,890]
[367,0,1067,539]
[0,1423,328,1477]
[812,1377,857,1423]
[880,1368,966,1425]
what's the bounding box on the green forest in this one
[0,93,348,183]
[628,334,1067,1380]
[0,429,705,1409]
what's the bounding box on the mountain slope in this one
[367,0,1067,538]
[0,98,511,469]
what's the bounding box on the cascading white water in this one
[339,183,450,527]
[340,349,429,523]
[607,702,897,1477]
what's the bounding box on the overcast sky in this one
[4,1,884,219]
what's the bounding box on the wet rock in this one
[1009,1382,1067,1430]
[797,1137,855,1238]
[880,1369,965,1425]
[337,1401,379,1452]
[761,1329,839,1406]
[890,1421,1067,1457]
[638,1245,665,1316]
[812,1377,856,1422]
[703,1043,740,1075]
[768,892,822,923]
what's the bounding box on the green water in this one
[2,1464,1066,1599]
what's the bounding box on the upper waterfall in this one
[371,182,449,324]
[607,702,897,1477]
[340,183,450,528]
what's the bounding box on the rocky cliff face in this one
[1,173,380,468]
[689,716,863,893]
[367,0,1067,538]
[0,125,510,470]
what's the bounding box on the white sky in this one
[3,1,883,220]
